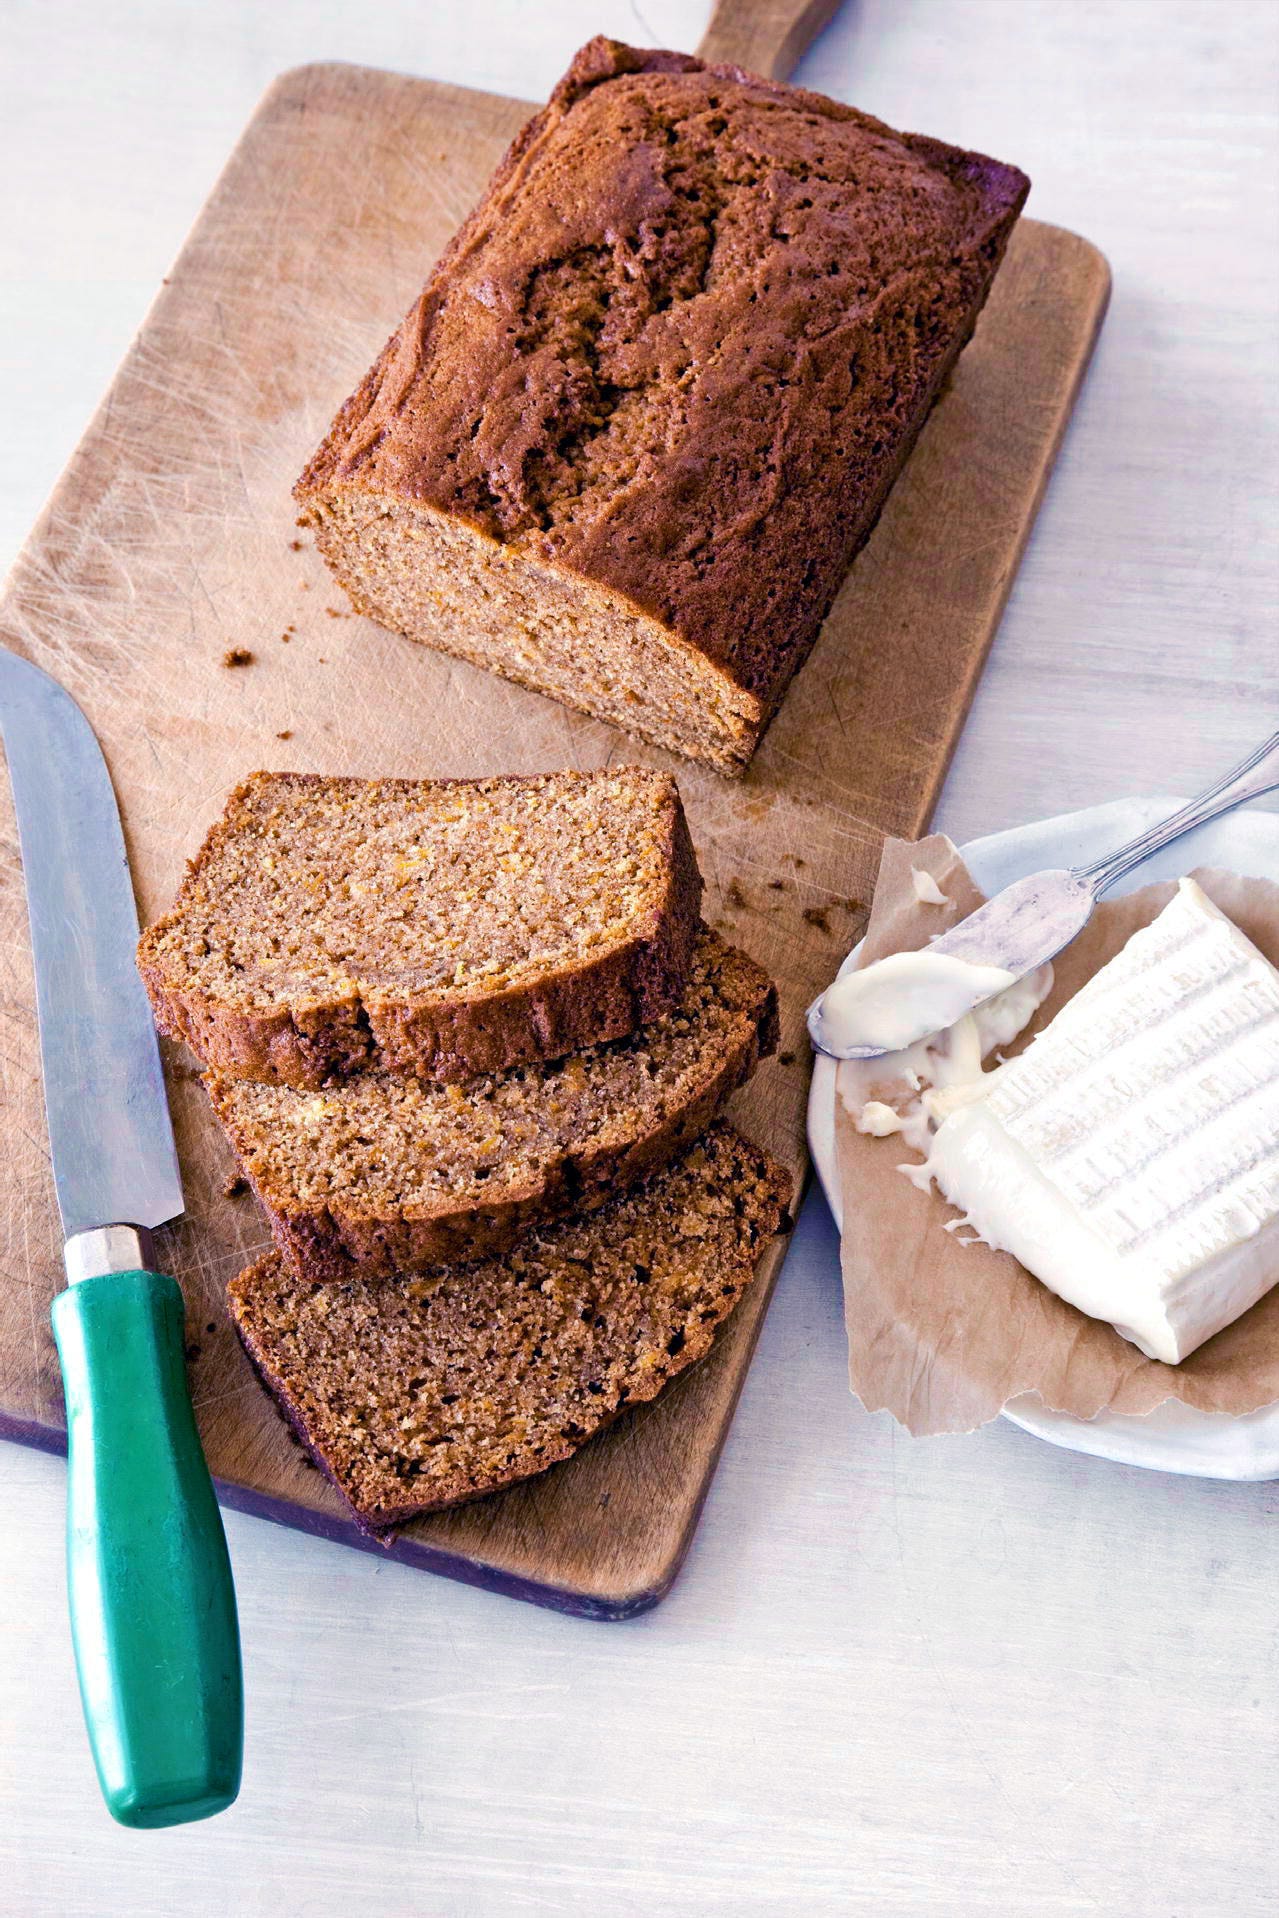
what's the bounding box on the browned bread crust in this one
[296,37,1029,772]
[206,926,778,1280]
[137,766,702,1087]
[227,1124,793,1531]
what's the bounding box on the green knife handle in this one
[51,1269,243,1828]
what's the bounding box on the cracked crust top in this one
[296,37,1029,716]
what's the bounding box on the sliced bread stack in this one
[139,766,790,1530]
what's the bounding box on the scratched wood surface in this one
[0,49,1108,1613]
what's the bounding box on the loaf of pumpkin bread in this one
[295,37,1029,774]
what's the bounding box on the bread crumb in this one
[768,878,786,891]
[222,647,254,668]
[324,606,348,619]
[778,1051,796,1067]
[276,730,293,741]
[289,538,304,551]
[223,1173,248,1198]
[802,906,831,934]
[725,879,748,910]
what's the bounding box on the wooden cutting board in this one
[0,3,1109,1616]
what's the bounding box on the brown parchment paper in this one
[836,834,1279,1433]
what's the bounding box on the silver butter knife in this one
[0,648,242,1827]
[809,728,1279,1062]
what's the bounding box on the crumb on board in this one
[276,729,293,741]
[289,538,304,551]
[223,1173,248,1198]
[222,647,254,668]
[324,605,348,619]
[769,878,786,891]
[803,906,831,933]
[778,1051,796,1067]
[281,1424,317,1470]
[725,879,749,910]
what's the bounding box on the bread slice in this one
[227,1124,792,1531]
[207,927,777,1280]
[138,766,701,1087]
[294,39,1028,774]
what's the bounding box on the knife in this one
[809,728,1279,1061]
[0,648,242,1828]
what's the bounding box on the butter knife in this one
[810,729,1279,1061]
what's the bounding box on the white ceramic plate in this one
[807,796,1279,1480]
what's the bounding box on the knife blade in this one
[0,647,241,1829]
[0,649,183,1236]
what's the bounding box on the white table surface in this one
[3,3,1278,1913]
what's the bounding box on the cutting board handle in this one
[696,0,841,80]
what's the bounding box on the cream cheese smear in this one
[816,949,1021,1057]
[835,960,1054,1153]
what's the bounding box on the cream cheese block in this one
[923,878,1279,1363]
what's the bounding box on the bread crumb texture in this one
[137,766,701,1085]
[207,925,778,1276]
[228,1124,792,1528]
